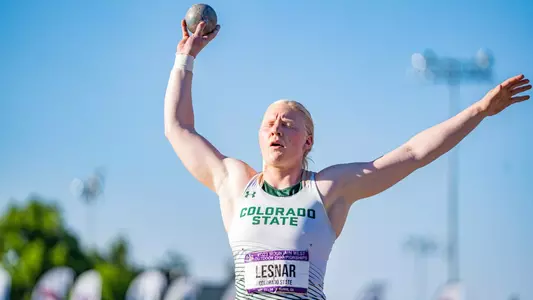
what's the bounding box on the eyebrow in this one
[266,117,295,123]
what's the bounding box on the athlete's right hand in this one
[177,20,220,58]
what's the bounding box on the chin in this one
[265,155,299,168]
[263,154,283,165]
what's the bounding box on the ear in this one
[304,135,313,151]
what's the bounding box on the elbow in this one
[164,122,176,139]
[403,144,420,161]
[164,122,195,140]
[403,143,434,169]
[164,128,173,140]
[401,144,424,170]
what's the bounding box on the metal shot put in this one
[185,4,218,36]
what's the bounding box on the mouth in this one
[269,141,285,148]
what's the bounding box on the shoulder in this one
[314,162,373,206]
[217,157,258,198]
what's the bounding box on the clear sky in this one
[1,0,532,299]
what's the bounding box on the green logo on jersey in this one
[239,206,316,227]
[245,191,256,198]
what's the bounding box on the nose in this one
[270,121,283,136]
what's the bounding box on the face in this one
[258,102,312,168]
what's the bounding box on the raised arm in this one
[318,74,531,203]
[165,21,255,194]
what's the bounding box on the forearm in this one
[406,102,486,167]
[164,56,195,134]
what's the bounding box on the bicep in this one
[318,145,419,203]
[166,125,245,193]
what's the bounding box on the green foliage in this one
[0,197,81,299]
[96,235,140,300]
[96,262,137,300]
[0,195,156,300]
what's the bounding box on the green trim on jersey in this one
[262,180,303,197]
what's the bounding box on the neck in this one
[262,164,303,189]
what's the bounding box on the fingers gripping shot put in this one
[163,5,532,299]
[184,3,218,36]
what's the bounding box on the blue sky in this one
[1,0,532,299]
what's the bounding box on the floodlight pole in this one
[70,169,105,248]
[410,49,494,283]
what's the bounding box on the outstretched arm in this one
[318,74,531,203]
[165,21,255,194]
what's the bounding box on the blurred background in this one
[1,0,532,299]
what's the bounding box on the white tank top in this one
[227,171,336,299]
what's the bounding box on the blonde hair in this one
[270,99,315,170]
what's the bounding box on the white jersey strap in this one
[242,172,261,195]
[307,171,327,205]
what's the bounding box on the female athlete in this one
[163,21,531,299]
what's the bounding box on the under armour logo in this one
[245,191,256,198]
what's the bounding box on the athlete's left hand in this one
[477,74,531,116]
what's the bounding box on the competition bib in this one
[244,250,309,294]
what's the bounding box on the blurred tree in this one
[0,195,92,299]
[95,235,138,299]
[157,250,189,281]
[0,195,141,300]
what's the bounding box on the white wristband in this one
[173,53,194,72]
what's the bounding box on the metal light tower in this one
[354,281,387,300]
[70,168,106,248]
[404,235,438,300]
[410,49,495,283]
